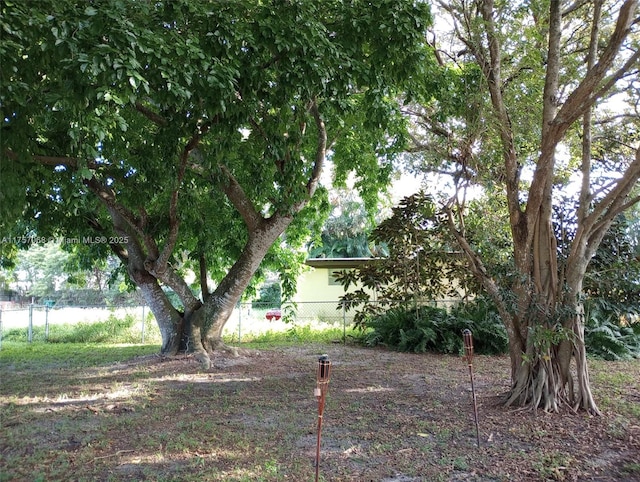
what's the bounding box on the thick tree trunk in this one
[103,205,189,356]
[505,301,600,414]
[505,211,600,413]
[137,279,185,355]
[191,217,292,368]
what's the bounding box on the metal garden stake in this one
[314,354,332,482]
[463,329,481,447]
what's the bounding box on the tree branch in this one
[86,215,130,264]
[5,148,86,169]
[303,98,327,202]
[584,146,640,238]
[84,178,159,258]
[478,0,523,233]
[553,0,638,128]
[199,253,210,303]
[220,164,263,231]
[153,134,199,273]
[577,0,603,224]
[443,203,524,347]
[134,102,168,127]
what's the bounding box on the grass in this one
[239,324,360,347]
[0,327,639,481]
[0,311,356,348]
[1,312,161,345]
[0,341,160,368]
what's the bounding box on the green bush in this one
[585,299,640,360]
[361,299,508,355]
[362,306,437,352]
[450,297,509,355]
[252,283,282,309]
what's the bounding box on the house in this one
[292,258,377,323]
[292,255,469,324]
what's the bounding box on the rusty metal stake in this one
[315,354,332,482]
[463,329,481,447]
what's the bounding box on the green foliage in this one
[583,213,640,309]
[585,298,640,361]
[336,192,477,328]
[462,192,514,283]
[308,191,384,258]
[555,208,640,361]
[9,241,131,304]
[1,0,437,330]
[252,282,281,308]
[2,312,161,344]
[450,297,509,355]
[14,243,70,297]
[361,300,508,355]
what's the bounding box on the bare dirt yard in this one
[1,342,639,481]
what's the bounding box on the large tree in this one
[408,0,640,412]
[0,0,433,367]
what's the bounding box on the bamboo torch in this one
[462,329,481,447]
[315,354,332,482]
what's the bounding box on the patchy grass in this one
[0,340,638,481]
[0,341,160,369]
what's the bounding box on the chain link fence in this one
[0,299,461,348]
[226,299,461,342]
[224,301,350,344]
[0,303,153,348]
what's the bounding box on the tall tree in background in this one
[308,188,388,259]
[408,0,640,412]
[1,0,434,367]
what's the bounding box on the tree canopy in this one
[1,0,435,366]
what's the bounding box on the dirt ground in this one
[1,343,639,481]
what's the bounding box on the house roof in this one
[304,257,379,269]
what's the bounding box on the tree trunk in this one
[137,279,185,355]
[192,217,292,368]
[505,206,601,413]
[425,0,639,413]
[505,295,600,414]
[103,204,189,356]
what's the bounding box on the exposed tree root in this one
[506,347,600,414]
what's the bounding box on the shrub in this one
[361,299,508,355]
[585,298,640,360]
[450,297,508,355]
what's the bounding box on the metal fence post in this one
[342,303,346,345]
[45,305,50,341]
[28,303,34,343]
[141,305,146,344]
[238,303,242,343]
